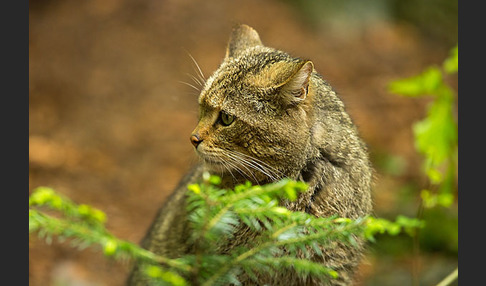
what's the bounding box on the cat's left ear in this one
[225,24,263,58]
[279,61,314,104]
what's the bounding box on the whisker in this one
[233,151,283,172]
[186,51,206,83]
[186,73,203,87]
[201,148,282,184]
[230,150,283,181]
[178,80,200,92]
[199,151,245,182]
[226,152,270,183]
[229,157,259,183]
[219,159,236,181]
[222,150,260,183]
[222,158,244,182]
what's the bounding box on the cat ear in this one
[225,24,263,58]
[279,61,314,104]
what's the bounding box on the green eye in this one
[219,111,234,126]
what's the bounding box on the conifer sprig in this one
[29,176,423,285]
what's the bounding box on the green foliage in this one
[29,187,191,277]
[29,176,422,286]
[144,266,188,286]
[443,45,458,74]
[364,216,425,241]
[389,67,443,97]
[29,186,106,226]
[384,45,458,284]
[388,44,458,208]
[185,174,359,285]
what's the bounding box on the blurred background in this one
[29,0,458,285]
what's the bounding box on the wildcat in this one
[128,24,373,286]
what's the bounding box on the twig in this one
[436,267,458,286]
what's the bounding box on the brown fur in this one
[128,24,372,286]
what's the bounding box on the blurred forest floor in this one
[29,0,457,285]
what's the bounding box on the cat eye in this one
[219,111,235,126]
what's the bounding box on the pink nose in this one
[190,135,202,148]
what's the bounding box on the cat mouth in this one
[199,153,225,167]
[199,152,237,174]
[203,157,224,165]
[201,156,229,173]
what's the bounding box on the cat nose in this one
[190,134,203,148]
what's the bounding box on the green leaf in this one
[443,45,458,74]
[208,175,222,185]
[29,187,57,206]
[103,239,118,256]
[386,223,401,236]
[388,67,442,97]
[413,92,457,176]
[283,185,297,201]
[78,204,107,224]
[395,215,425,236]
[421,189,437,208]
[187,183,201,194]
[437,193,455,207]
[144,265,187,286]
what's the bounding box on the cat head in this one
[190,24,317,183]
